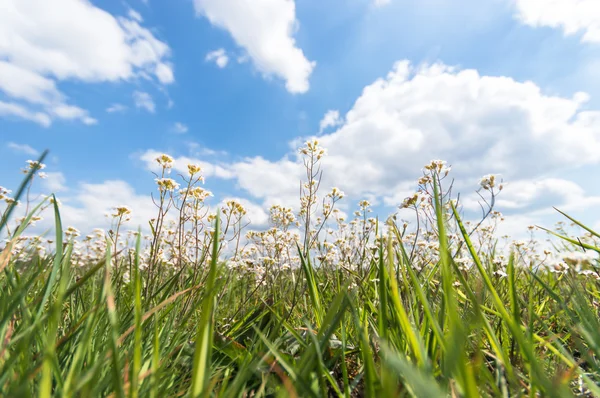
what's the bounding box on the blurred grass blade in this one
[0,150,48,235]
[190,210,220,397]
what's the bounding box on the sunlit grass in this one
[0,143,599,397]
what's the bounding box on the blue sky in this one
[2,0,600,237]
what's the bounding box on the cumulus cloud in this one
[476,176,600,239]
[127,8,143,22]
[106,103,128,113]
[0,0,173,125]
[132,60,600,237]
[7,142,39,156]
[54,180,159,234]
[42,172,69,193]
[206,61,600,205]
[133,91,156,113]
[134,60,600,228]
[512,0,600,43]
[193,0,315,93]
[0,101,51,127]
[495,178,600,213]
[172,122,189,134]
[205,49,229,68]
[319,110,343,133]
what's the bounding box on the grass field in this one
[1,143,599,397]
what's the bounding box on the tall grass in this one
[0,149,599,397]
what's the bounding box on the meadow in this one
[0,140,599,397]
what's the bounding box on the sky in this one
[1,0,600,238]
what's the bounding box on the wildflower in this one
[4,197,18,205]
[562,251,595,271]
[479,174,501,190]
[329,187,345,199]
[187,163,202,176]
[224,200,247,216]
[418,175,431,185]
[112,206,132,217]
[188,187,212,201]
[400,193,419,209]
[155,178,179,192]
[493,269,508,278]
[65,226,80,238]
[579,270,600,280]
[155,154,174,169]
[22,160,46,174]
[423,160,451,176]
[299,139,327,159]
[0,186,11,200]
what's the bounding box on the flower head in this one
[479,174,501,190]
[22,160,46,174]
[112,206,132,218]
[155,178,179,192]
[187,163,202,176]
[299,139,327,160]
[155,154,174,169]
[329,187,345,199]
[0,186,11,201]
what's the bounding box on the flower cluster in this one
[3,145,598,292]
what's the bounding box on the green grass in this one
[1,153,599,397]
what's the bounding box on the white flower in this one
[479,174,501,190]
[155,154,174,169]
[493,269,508,278]
[155,178,179,192]
[112,206,132,217]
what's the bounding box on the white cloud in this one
[155,63,175,84]
[154,60,600,221]
[311,61,600,198]
[133,91,155,113]
[205,48,229,68]
[53,180,159,234]
[188,142,228,157]
[319,110,343,133]
[513,0,600,43]
[496,178,600,213]
[0,101,51,127]
[106,103,128,113]
[374,0,391,7]
[194,0,315,93]
[7,142,39,156]
[42,172,68,193]
[0,61,62,105]
[0,61,94,125]
[135,60,600,236]
[50,104,97,125]
[477,177,600,240]
[0,0,173,125]
[172,122,189,134]
[229,62,600,201]
[128,8,143,22]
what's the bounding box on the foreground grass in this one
[1,155,600,397]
